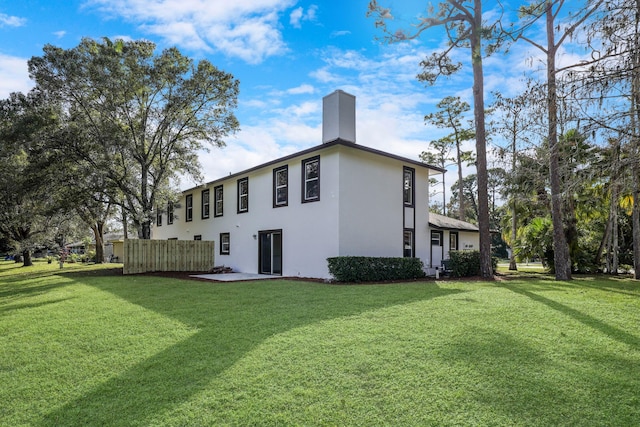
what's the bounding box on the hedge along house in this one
[152,90,444,279]
[428,212,480,272]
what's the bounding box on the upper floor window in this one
[201,189,210,219]
[237,177,249,213]
[185,194,193,222]
[167,201,174,225]
[156,207,162,227]
[273,165,288,207]
[214,185,223,217]
[403,167,415,207]
[302,156,320,203]
[194,235,202,241]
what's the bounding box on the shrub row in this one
[327,256,426,282]
[448,250,497,277]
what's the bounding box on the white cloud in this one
[53,30,67,38]
[0,54,33,99]
[330,30,351,38]
[286,84,315,95]
[289,5,317,29]
[289,7,303,28]
[84,0,296,63]
[0,13,26,27]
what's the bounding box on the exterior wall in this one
[152,143,436,279]
[457,230,480,251]
[336,148,431,270]
[152,146,341,278]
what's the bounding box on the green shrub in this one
[327,256,426,282]
[67,253,81,263]
[448,251,497,277]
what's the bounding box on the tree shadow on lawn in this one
[40,279,463,426]
[573,275,640,298]
[498,282,640,350]
[440,327,639,425]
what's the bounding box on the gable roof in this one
[429,212,479,232]
[185,138,446,193]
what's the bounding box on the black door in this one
[259,230,282,275]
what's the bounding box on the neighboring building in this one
[152,90,444,278]
[428,212,480,273]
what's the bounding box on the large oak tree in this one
[29,38,240,239]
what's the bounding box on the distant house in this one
[427,212,480,272]
[152,90,444,278]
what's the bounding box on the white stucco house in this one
[428,212,480,272]
[152,90,444,278]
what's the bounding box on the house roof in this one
[429,212,479,232]
[184,138,446,193]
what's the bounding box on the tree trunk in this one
[471,1,492,279]
[509,128,518,271]
[140,221,151,239]
[442,171,446,216]
[612,197,619,274]
[546,1,572,280]
[22,249,32,267]
[122,208,128,240]
[633,171,640,280]
[632,0,640,280]
[595,206,612,269]
[456,140,465,221]
[509,197,518,270]
[92,222,105,263]
[632,99,640,279]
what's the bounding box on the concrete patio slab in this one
[190,272,278,282]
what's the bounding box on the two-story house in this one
[152,90,444,278]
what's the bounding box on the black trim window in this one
[237,178,249,213]
[450,231,459,251]
[201,189,210,219]
[431,230,442,246]
[404,229,414,258]
[167,202,174,225]
[185,194,193,222]
[194,235,202,241]
[156,207,162,227]
[214,185,223,217]
[220,233,230,255]
[302,156,320,203]
[273,165,288,207]
[403,167,415,207]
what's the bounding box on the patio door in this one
[259,230,282,275]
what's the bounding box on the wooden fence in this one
[123,239,216,275]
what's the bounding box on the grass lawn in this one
[1,261,639,426]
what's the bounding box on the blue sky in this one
[0,0,574,194]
